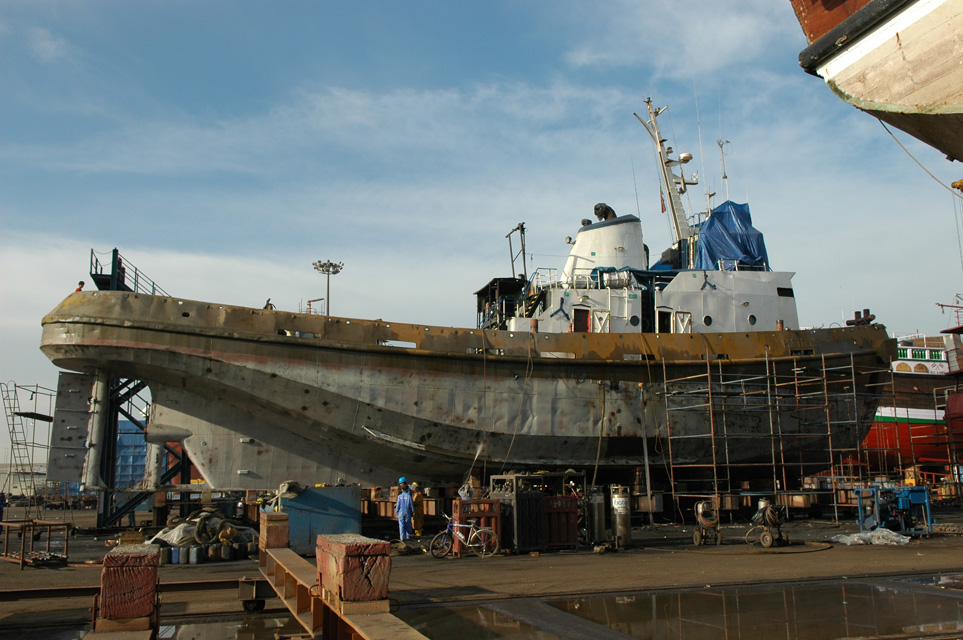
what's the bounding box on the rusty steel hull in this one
[40,292,896,489]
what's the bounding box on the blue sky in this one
[3,0,963,408]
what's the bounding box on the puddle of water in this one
[83,576,960,639]
[156,616,304,640]
[549,582,963,639]
[903,573,963,591]
[0,630,86,640]
[394,606,566,640]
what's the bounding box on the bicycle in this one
[429,513,499,558]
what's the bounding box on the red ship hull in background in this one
[861,336,960,474]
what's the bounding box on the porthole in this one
[748,314,757,326]
[704,315,713,326]
[629,315,640,327]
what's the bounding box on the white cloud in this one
[25,26,73,64]
[562,0,799,78]
[4,81,636,178]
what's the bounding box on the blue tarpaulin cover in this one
[693,200,770,271]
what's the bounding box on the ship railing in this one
[527,268,560,292]
[529,267,608,292]
[530,266,653,295]
[89,248,170,296]
[716,259,768,272]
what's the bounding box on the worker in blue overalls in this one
[395,477,414,542]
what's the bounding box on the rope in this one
[763,504,783,527]
[591,383,605,487]
[474,329,488,481]
[955,196,963,278]
[695,500,719,529]
[498,332,536,473]
[878,119,963,201]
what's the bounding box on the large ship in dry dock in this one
[40,99,896,493]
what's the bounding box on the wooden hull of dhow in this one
[794,0,963,162]
[41,291,896,490]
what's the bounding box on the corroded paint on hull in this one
[40,291,895,489]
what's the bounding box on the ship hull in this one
[794,0,963,162]
[864,370,958,469]
[40,292,895,490]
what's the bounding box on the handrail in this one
[89,248,170,297]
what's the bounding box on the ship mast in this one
[635,98,699,267]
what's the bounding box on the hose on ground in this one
[695,500,719,529]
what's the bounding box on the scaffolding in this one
[0,382,55,519]
[927,385,963,504]
[661,353,895,521]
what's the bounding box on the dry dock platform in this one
[1,516,963,638]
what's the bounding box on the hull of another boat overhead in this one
[792,0,963,162]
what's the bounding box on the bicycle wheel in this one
[429,531,453,558]
[468,528,499,558]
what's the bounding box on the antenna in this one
[718,139,730,201]
[694,81,711,217]
[635,99,697,244]
[631,156,641,217]
[506,223,527,279]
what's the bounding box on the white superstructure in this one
[502,98,800,337]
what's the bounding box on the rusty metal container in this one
[545,495,578,549]
[452,499,501,556]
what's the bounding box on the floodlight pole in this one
[312,260,344,316]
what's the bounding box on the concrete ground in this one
[0,506,961,637]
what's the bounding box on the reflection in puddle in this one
[395,606,565,640]
[131,576,963,639]
[903,573,963,591]
[549,582,963,639]
[156,616,304,640]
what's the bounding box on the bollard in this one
[97,544,160,631]
[259,512,289,551]
[316,534,391,603]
